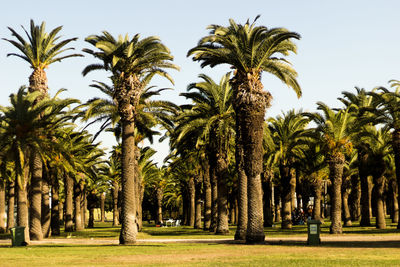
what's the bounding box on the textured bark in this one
[371,161,386,229]
[274,187,281,223]
[342,176,352,227]
[391,180,399,223]
[194,178,202,229]
[203,161,212,230]
[280,165,292,229]
[6,180,15,231]
[51,176,60,236]
[29,149,43,240]
[29,68,48,95]
[290,169,297,211]
[112,180,120,226]
[156,187,163,224]
[188,177,195,227]
[328,154,344,234]
[41,175,51,237]
[262,171,274,227]
[81,184,87,227]
[234,132,247,240]
[394,130,400,229]
[64,174,74,232]
[216,155,229,235]
[231,72,268,244]
[0,180,5,233]
[209,161,218,232]
[88,208,95,228]
[358,151,371,226]
[86,192,96,228]
[100,192,106,222]
[74,181,83,231]
[313,178,323,221]
[17,174,30,243]
[118,76,140,244]
[349,174,361,221]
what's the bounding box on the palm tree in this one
[365,127,392,229]
[368,80,400,229]
[173,73,235,234]
[3,20,81,240]
[306,102,354,234]
[268,110,310,229]
[338,87,377,226]
[188,17,301,243]
[0,87,79,242]
[83,32,178,244]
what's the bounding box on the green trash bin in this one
[307,220,321,245]
[10,226,27,246]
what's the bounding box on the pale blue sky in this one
[1,1,399,164]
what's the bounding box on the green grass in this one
[1,242,400,266]
[1,218,400,266]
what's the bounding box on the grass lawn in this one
[1,242,400,266]
[0,218,400,266]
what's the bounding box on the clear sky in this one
[1,0,399,165]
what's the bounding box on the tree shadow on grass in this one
[267,240,400,248]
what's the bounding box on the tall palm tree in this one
[0,87,78,242]
[306,102,354,234]
[83,32,178,244]
[366,127,392,229]
[3,20,81,240]
[188,17,301,243]
[368,80,400,229]
[338,87,377,226]
[268,110,310,229]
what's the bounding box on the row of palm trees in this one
[1,17,399,246]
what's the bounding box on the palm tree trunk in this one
[342,187,352,227]
[342,176,352,227]
[349,174,361,221]
[41,175,51,237]
[372,165,386,229]
[29,149,43,240]
[0,180,5,233]
[135,164,143,231]
[100,192,106,222]
[64,173,74,232]
[188,177,195,227]
[233,74,268,244]
[313,178,322,221]
[81,184,87,228]
[216,155,229,234]
[274,186,281,223]
[209,160,218,232]
[112,180,120,226]
[156,187,163,224]
[203,161,212,230]
[391,180,399,223]
[194,178,202,229]
[234,133,247,240]
[262,171,274,227]
[328,154,344,234]
[74,181,83,231]
[51,176,60,236]
[119,118,138,244]
[17,174,30,243]
[280,165,292,229]
[6,180,15,232]
[290,169,297,211]
[375,176,386,229]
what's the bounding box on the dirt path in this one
[1,234,400,246]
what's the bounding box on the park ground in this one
[1,218,400,266]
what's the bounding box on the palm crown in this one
[3,20,81,70]
[187,16,301,97]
